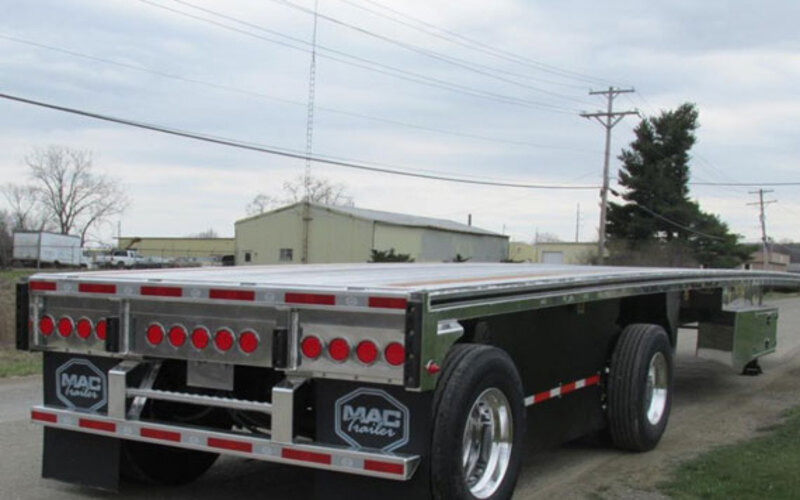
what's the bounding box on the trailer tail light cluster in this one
[145,323,259,355]
[38,314,107,342]
[301,335,405,366]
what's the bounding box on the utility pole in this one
[301,0,320,264]
[580,87,638,264]
[747,189,777,269]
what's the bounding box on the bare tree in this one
[1,183,48,230]
[534,232,562,243]
[0,210,12,267]
[245,193,278,216]
[26,146,128,245]
[246,175,354,216]
[282,175,354,207]
[190,228,219,238]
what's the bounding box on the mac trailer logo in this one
[55,358,107,412]
[334,388,410,452]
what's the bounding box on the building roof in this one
[236,202,506,238]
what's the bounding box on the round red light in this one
[356,340,378,365]
[214,329,234,352]
[328,338,350,362]
[239,330,259,354]
[57,317,73,338]
[384,342,405,366]
[76,318,93,339]
[146,324,164,346]
[191,327,209,350]
[39,315,55,336]
[95,319,107,341]
[168,325,187,347]
[301,336,322,359]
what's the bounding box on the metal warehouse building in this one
[235,202,508,265]
[116,237,235,260]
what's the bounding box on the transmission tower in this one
[301,0,320,264]
[580,87,638,264]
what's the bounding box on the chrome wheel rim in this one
[645,352,668,425]
[461,388,513,499]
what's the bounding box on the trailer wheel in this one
[121,441,219,485]
[431,344,525,500]
[607,323,673,452]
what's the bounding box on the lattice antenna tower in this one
[304,0,320,200]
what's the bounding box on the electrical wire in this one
[255,0,595,105]
[0,91,602,190]
[0,34,597,155]
[336,0,589,91]
[347,0,620,87]
[138,0,578,114]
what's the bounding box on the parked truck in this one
[95,249,172,269]
[15,263,800,499]
[12,231,82,268]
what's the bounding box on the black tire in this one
[121,441,219,486]
[120,363,232,485]
[431,344,525,500]
[607,323,673,452]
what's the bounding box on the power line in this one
[346,0,620,87]
[0,91,602,190]
[748,189,778,267]
[630,203,727,242]
[691,181,800,187]
[139,0,577,114]
[336,0,590,91]
[260,0,595,105]
[0,34,596,155]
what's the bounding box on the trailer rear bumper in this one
[30,405,420,481]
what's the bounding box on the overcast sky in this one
[1,0,798,246]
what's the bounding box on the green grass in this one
[0,268,38,283]
[0,349,42,378]
[659,408,800,499]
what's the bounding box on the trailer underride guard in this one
[16,263,800,499]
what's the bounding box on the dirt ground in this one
[515,296,800,499]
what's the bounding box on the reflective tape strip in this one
[29,281,56,291]
[209,289,255,301]
[140,285,183,297]
[524,373,601,406]
[29,406,417,481]
[78,283,117,294]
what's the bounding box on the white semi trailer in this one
[15,263,800,499]
[12,231,82,268]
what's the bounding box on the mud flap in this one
[41,353,124,491]
[43,428,120,491]
[313,380,433,500]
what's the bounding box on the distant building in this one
[235,202,508,265]
[508,241,598,264]
[116,237,234,261]
[746,250,790,272]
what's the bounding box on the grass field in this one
[0,349,42,378]
[0,268,36,347]
[659,407,800,499]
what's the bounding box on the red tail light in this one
[76,318,93,339]
[39,315,55,336]
[146,323,165,346]
[57,317,74,338]
[328,338,350,362]
[191,327,209,350]
[384,342,405,366]
[95,319,107,341]
[168,325,187,347]
[214,329,234,352]
[239,330,259,354]
[301,336,322,359]
[356,340,378,365]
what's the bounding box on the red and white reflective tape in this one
[28,280,408,312]
[29,406,417,481]
[524,374,601,406]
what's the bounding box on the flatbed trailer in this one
[15,263,800,499]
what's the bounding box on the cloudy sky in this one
[1,0,798,246]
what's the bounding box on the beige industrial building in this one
[508,241,598,264]
[117,237,235,260]
[235,202,508,265]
